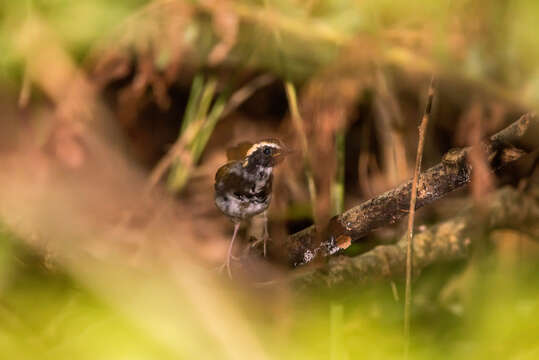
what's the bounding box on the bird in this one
[214,138,289,278]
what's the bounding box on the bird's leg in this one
[221,222,241,279]
[249,212,271,256]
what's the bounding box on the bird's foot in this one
[217,261,233,279]
[250,236,272,257]
[215,254,242,278]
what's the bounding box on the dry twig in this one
[404,75,436,352]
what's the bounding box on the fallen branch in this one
[295,185,539,286]
[286,112,539,267]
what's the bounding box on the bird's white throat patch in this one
[253,166,272,191]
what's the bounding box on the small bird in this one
[214,138,288,277]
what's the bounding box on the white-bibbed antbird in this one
[214,138,289,278]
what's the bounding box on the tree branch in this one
[295,185,539,286]
[286,112,539,267]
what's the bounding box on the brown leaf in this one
[336,235,352,250]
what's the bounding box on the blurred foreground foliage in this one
[1,226,539,359]
[1,0,539,105]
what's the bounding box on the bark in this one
[286,112,539,267]
[295,185,539,286]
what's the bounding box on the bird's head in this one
[241,138,290,168]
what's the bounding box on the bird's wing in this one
[215,161,234,183]
[226,141,254,161]
[215,162,248,191]
[214,161,252,192]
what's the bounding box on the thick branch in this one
[295,186,539,286]
[286,113,539,267]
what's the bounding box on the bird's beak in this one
[273,146,294,164]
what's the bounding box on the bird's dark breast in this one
[215,190,271,221]
[233,190,269,203]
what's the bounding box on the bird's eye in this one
[263,147,271,155]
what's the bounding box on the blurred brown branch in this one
[286,112,539,267]
[15,16,126,167]
[295,185,539,286]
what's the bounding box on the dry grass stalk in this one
[284,81,318,222]
[404,75,436,356]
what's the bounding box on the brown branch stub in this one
[296,186,539,286]
[286,113,539,267]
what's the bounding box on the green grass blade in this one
[181,74,205,134]
[332,129,345,215]
[167,78,226,193]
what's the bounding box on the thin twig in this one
[221,74,274,118]
[404,75,436,357]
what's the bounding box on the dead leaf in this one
[336,235,352,250]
